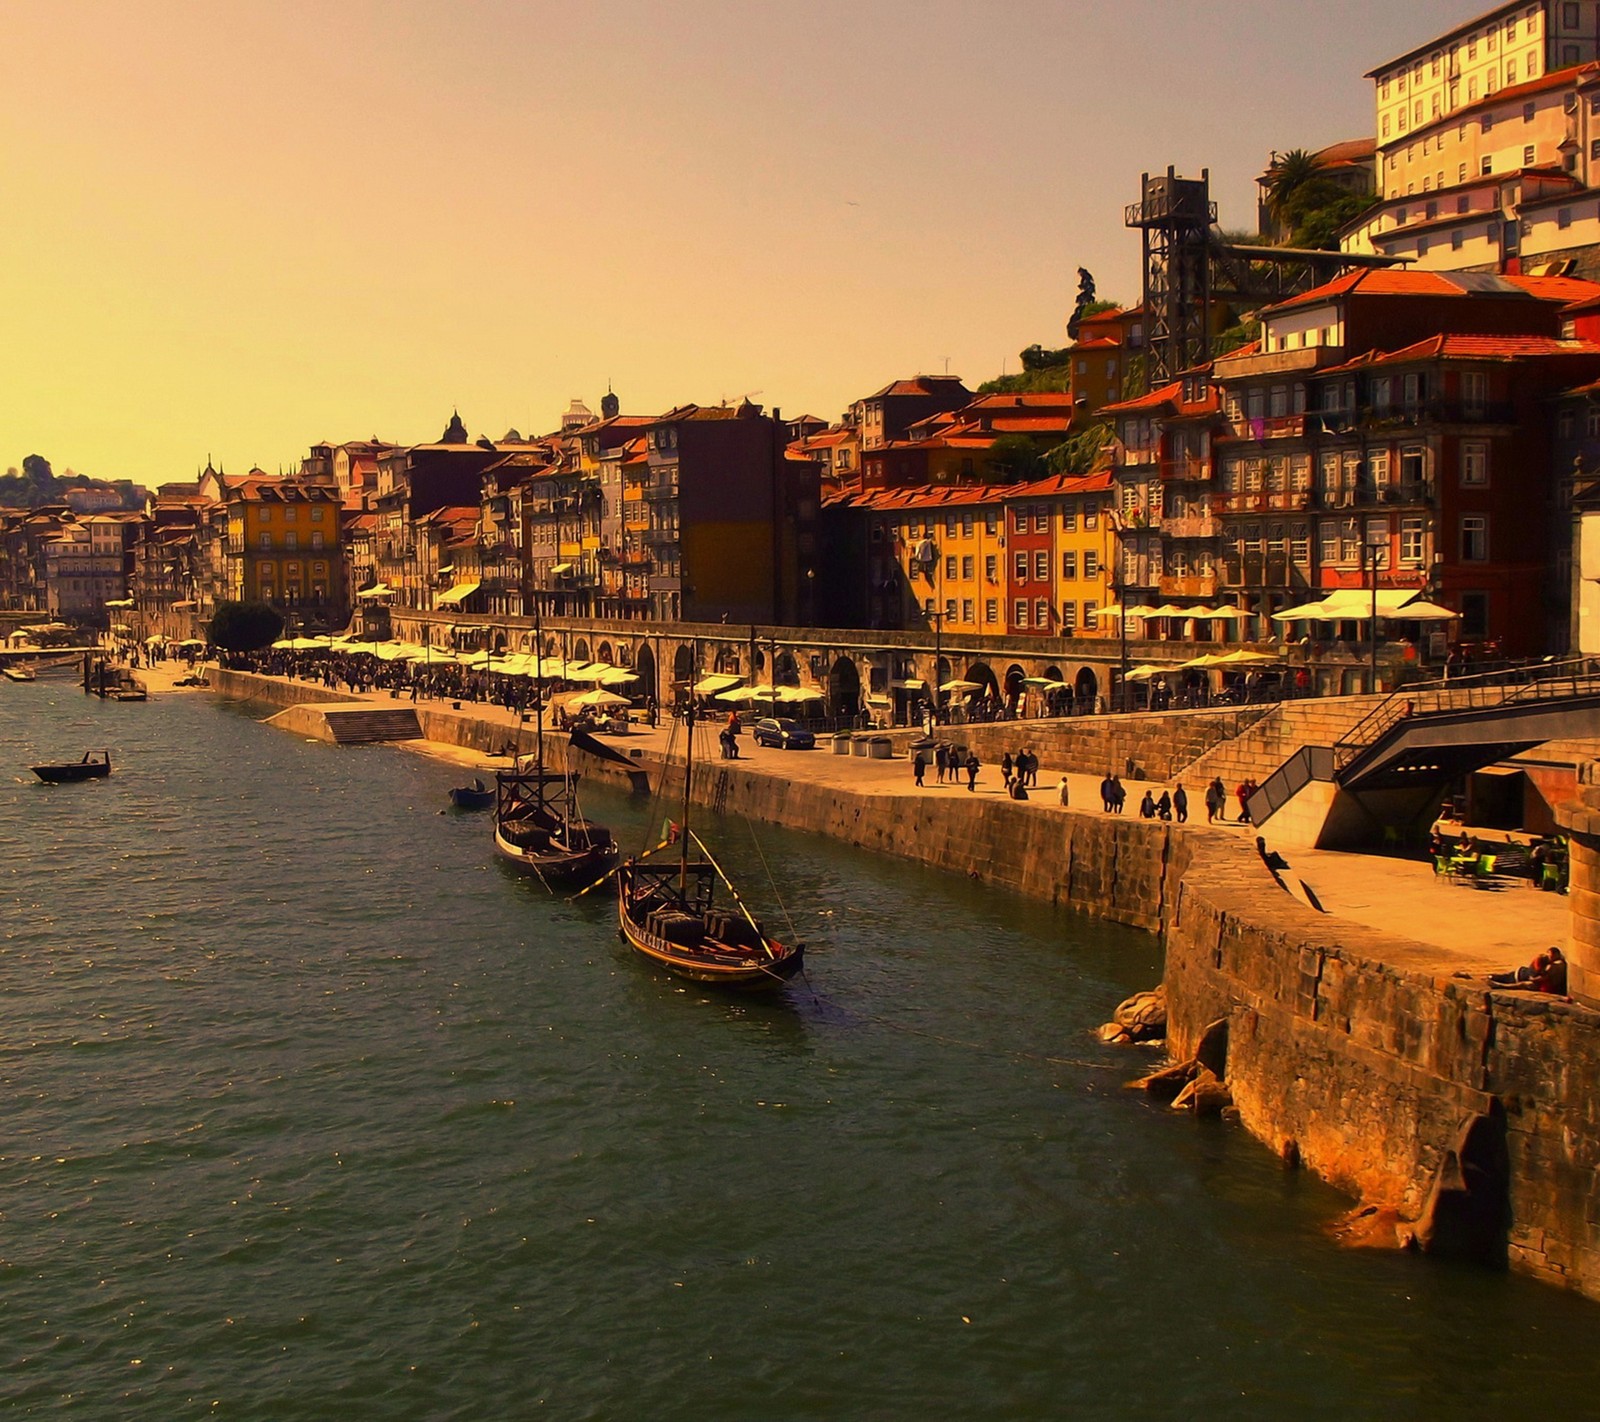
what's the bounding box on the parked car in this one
[752,717,815,750]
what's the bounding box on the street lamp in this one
[1361,523,1388,693]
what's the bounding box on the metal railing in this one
[1250,742,1335,824]
[1332,656,1600,773]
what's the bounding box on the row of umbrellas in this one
[269,636,643,684]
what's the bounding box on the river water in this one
[1,678,1596,1419]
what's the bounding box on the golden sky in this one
[2,0,1470,487]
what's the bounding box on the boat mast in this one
[680,638,696,892]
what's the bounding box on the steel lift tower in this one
[1126,168,1399,388]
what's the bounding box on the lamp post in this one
[1362,524,1388,693]
[931,606,944,729]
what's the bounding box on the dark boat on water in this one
[490,616,620,892]
[616,699,804,991]
[494,760,619,889]
[449,777,495,810]
[33,750,111,784]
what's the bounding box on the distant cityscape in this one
[11,0,1600,676]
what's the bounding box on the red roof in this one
[1101,380,1182,415]
[1320,333,1600,374]
[1263,268,1600,317]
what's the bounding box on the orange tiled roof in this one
[1319,333,1600,374]
[1101,380,1183,415]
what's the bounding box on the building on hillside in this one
[1369,2,1600,162]
[1257,140,1377,242]
[1102,367,1230,638]
[638,401,818,624]
[417,506,480,614]
[42,514,138,620]
[1210,271,1600,661]
[216,471,347,627]
[1067,306,1146,415]
[851,376,972,452]
[373,431,506,609]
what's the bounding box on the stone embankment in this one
[212,667,1600,1300]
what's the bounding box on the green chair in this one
[1473,853,1497,887]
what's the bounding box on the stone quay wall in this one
[213,668,1600,1299]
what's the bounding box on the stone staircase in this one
[319,707,424,744]
[1177,695,1386,789]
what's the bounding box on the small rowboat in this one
[2,665,38,683]
[449,778,495,810]
[33,750,111,784]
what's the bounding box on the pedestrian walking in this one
[1174,783,1188,824]
[1110,775,1126,814]
[913,750,926,787]
[1156,790,1172,821]
[1205,777,1224,824]
[1001,752,1014,791]
[1236,779,1252,824]
[1058,774,1070,807]
[1100,774,1113,813]
[934,743,948,784]
[965,751,980,791]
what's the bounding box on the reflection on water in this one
[0,680,1596,1419]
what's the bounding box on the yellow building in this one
[222,472,345,618]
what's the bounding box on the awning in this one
[1274,589,1426,621]
[436,581,481,606]
[1391,599,1459,622]
[104,598,134,608]
[110,622,132,633]
[893,678,927,690]
[550,563,573,575]
[356,584,393,599]
[693,673,743,695]
[172,600,197,611]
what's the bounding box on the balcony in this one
[1160,457,1212,482]
[1159,572,1220,598]
[1159,514,1218,539]
[1228,414,1310,441]
[1211,491,1314,515]
[1219,555,1311,591]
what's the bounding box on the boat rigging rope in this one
[739,810,801,943]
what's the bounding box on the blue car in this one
[753,717,815,749]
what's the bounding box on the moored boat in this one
[493,763,619,889]
[32,750,112,784]
[2,664,38,683]
[616,693,803,991]
[448,777,495,810]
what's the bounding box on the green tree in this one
[986,434,1044,482]
[208,600,284,653]
[1262,149,1325,227]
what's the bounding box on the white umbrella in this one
[940,679,983,693]
[599,669,640,687]
[774,685,823,703]
[568,688,632,710]
[1216,649,1281,665]
[1125,664,1175,680]
[1391,600,1459,622]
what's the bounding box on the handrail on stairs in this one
[1248,743,1336,825]
[1331,656,1600,772]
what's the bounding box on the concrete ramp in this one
[266,703,423,744]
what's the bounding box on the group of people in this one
[1000,749,1039,793]
[1136,785,1189,822]
[1200,776,1258,825]
[910,743,982,791]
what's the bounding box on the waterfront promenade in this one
[145,659,1568,977]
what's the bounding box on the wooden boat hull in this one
[33,758,111,784]
[616,863,804,991]
[494,824,619,890]
[2,667,37,683]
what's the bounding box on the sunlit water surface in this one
[0,680,1596,1419]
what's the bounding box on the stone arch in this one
[828,655,861,718]
[1003,662,1027,704]
[1044,664,1064,684]
[493,631,507,653]
[545,636,560,656]
[672,643,695,688]
[964,661,1000,700]
[715,644,741,674]
[597,640,614,665]
[634,642,657,702]
[517,632,533,653]
[1075,666,1098,703]
[572,637,591,662]
[774,650,799,685]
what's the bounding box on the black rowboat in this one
[33,750,111,784]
